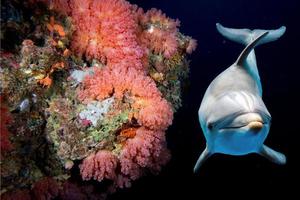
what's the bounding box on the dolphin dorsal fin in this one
[235,31,269,67]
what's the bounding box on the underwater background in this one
[1,0,299,199]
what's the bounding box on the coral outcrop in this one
[0,0,197,198]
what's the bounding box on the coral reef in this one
[1,0,197,198]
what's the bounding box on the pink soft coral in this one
[31,177,60,200]
[80,150,118,182]
[79,128,171,188]
[35,0,145,70]
[119,127,171,180]
[78,67,160,101]
[77,67,173,130]
[186,38,198,54]
[71,0,145,70]
[136,97,173,130]
[78,66,173,187]
[141,8,181,29]
[138,8,180,58]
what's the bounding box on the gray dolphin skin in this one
[194,23,286,173]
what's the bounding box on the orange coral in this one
[53,24,66,37]
[120,127,137,139]
[38,62,65,88]
[50,61,65,72]
[47,16,66,37]
[63,49,71,57]
[38,75,52,88]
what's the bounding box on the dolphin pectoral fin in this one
[258,145,286,165]
[194,145,212,173]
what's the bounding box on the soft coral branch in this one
[138,8,181,58]
[80,150,118,182]
[119,127,171,180]
[56,0,145,70]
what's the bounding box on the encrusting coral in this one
[1,0,197,198]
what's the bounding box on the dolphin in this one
[193,23,286,173]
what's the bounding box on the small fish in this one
[11,94,38,113]
[18,98,30,112]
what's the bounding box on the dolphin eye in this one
[208,123,213,130]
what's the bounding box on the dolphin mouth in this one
[219,112,266,130]
[221,120,264,130]
[247,121,264,131]
[208,111,270,131]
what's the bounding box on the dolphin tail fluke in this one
[216,23,286,46]
[193,145,212,173]
[258,144,286,165]
[236,31,269,66]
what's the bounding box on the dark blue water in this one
[111,0,300,199]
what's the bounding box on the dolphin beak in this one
[248,121,263,132]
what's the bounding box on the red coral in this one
[1,189,31,200]
[0,95,13,154]
[32,0,71,15]
[49,0,71,15]
[61,181,107,200]
[80,150,118,182]
[59,182,88,200]
[0,51,20,68]
[31,177,60,200]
